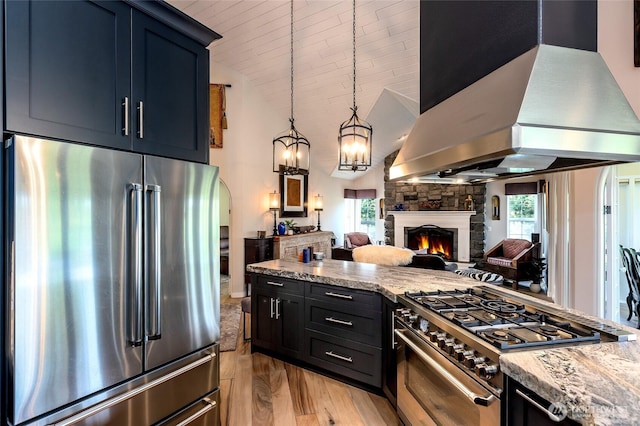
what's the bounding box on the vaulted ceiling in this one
[168,0,420,179]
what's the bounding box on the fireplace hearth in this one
[405,225,455,260]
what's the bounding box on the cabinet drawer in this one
[306,282,381,311]
[305,330,381,387]
[254,275,304,295]
[305,300,381,346]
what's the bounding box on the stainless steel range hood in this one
[390,45,640,182]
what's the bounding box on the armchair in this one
[344,232,373,248]
[331,232,373,261]
[480,238,539,287]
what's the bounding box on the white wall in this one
[485,181,508,249]
[209,62,347,297]
[561,0,640,314]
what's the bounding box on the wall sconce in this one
[269,190,280,236]
[314,193,323,231]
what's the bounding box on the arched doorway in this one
[219,179,231,298]
[601,163,640,327]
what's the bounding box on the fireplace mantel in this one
[391,211,475,262]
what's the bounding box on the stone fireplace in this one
[383,150,486,262]
[391,211,474,262]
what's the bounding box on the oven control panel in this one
[395,307,503,392]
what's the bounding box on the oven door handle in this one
[395,329,497,407]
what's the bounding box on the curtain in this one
[504,180,545,195]
[344,189,377,199]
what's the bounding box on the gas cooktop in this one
[403,287,635,350]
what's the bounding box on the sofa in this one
[220,225,229,275]
[332,232,374,261]
[331,244,449,271]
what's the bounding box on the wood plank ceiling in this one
[168,0,420,179]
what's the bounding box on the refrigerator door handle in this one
[128,183,144,347]
[146,184,162,340]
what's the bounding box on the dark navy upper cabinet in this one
[5,0,218,164]
[5,1,132,151]
[131,10,209,162]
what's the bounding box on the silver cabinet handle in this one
[52,354,215,426]
[325,291,353,300]
[176,398,217,426]
[275,298,281,319]
[325,351,353,363]
[127,183,143,347]
[395,329,496,406]
[391,310,396,349]
[269,297,275,319]
[266,281,284,287]
[324,317,353,326]
[145,184,162,340]
[137,101,144,139]
[515,389,564,422]
[122,97,129,136]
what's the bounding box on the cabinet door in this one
[276,293,305,358]
[131,10,209,163]
[252,291,277,351]
[5,0,131,150]
[251,289,304,357]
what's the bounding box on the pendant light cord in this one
[352,0,357,112]
[290,0,294,123]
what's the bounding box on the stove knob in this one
[476,363,499,379]
[408,314,419,325]
[456,349,475,362]
[465,356,485,369]
[429,331,445,343]
[438,337,454,349]
[448,343,464,356]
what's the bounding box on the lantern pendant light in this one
[338,0,372,172]
[272,0,310,175]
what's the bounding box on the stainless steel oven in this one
[395,320,499,426]
[394,286,635,426]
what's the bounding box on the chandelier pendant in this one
[338,0,372,172]
[273,0,310,175]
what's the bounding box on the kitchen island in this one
[247,258,640,425]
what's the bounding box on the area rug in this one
[219,303,242,352]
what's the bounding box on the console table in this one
[273,231,333,260]
[244,237,273,296]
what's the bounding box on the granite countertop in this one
[247,258,640,425]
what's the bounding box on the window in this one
[345,198,376,241]
[507,194,538,240]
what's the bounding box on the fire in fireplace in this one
[405,225,455,260]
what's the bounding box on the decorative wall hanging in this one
[209,83,229,148]
[279,170,308,218]
[491,195,500,220]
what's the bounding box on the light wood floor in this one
[219,291,398,426]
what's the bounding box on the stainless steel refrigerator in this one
[3,135,221,425]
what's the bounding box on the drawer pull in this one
[325,317,353,326]
[266,281,284,287]
[325,350,353,363]
[325,291,353,300]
